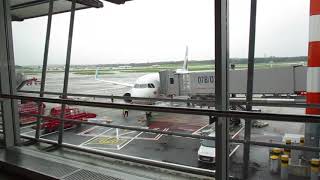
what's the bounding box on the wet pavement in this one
[20,106,209,167]
[17,72,309,179]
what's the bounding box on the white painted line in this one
[22,127,75,137]
[78,130,138,138]
[154,133,161,140]
[118,130,137,137]
[116,128,119,140]
[192,124,209,135]
[229,145,240,157]
[147,127,161,140]
[40,127,75,137]
[21,129,36,135]
[90,146,121,150]
[133,137,158,140]
[231,126,244,139]
[154,128,167,140]
[76,135,137,140]
[77,126,99,136]
[20,124,35,129]
[134,128,170,141]
[77,134,93,137]
[155,128,169,140]
[79,128,113,147]
[118,132,143,150]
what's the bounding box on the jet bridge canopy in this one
[10,0,132,21]
[159,66,308,96]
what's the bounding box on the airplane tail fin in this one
[182,46,188,71]
[176,46,189,74]
[95,67,99,80]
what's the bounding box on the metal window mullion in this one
[35,0,54,140]
[0,0,15,147]
[58,0,76,145]
[214,0,230,179]
[4,0,20,145]
[243,0,257,179]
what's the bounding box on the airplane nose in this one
[131,89,153,98]
[131,91,143,98]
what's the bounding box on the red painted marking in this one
[311,0,320,16]
[306,92,320,114]
[149,121,171,129]
[308,42,320,67]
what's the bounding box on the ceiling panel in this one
[10,0,133,21]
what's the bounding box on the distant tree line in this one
[231,56,307,64]
[21,56,305,69]
[93,56,307,67]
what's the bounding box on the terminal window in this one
[170,78,174,84]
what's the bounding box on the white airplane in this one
[95,46,189,104]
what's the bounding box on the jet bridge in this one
[159,65,307,97]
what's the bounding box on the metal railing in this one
[1,93,320,178]
[4,94,320,122]
[18,89,320,109]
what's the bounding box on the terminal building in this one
[1,0,320,180]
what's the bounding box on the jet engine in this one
[123,92,132,103]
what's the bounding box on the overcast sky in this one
[12,0,309,66]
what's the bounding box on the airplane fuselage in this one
[124,73,160,104]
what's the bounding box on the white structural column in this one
[305,0,320,160]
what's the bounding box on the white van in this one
[197,126,242,165]
[197,133,215,164]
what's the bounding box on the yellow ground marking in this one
[87,137,126,145]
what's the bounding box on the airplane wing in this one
[95,68,134,87]
[95,78,134,87]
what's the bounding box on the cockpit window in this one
[148,83,155,88]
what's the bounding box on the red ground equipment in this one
[42,106,96,133]
[19,102,45,125]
